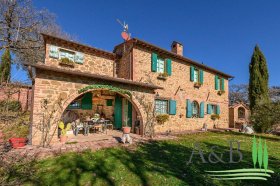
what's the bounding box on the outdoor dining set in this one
[71,117,113,136]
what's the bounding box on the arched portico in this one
[59,88,144,136]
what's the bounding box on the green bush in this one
[0,100,21,112]
[251,102,280,133]
[156,114,169,124]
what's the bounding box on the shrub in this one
[60,57,75,66]
[156,114,169,124]
[251,102,280,133]
[211,114,220,120]
[0,100,21,112]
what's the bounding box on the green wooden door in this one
[114,96,122,129]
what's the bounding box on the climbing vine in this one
[78,84,132,97]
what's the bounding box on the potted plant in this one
[194,82,202,88]
[59,57,75,68]
[9,137,27,148]
[217,90,225,95]
[7,124,29,149]
[156,114,169,124]
[211,114,220,121]
[122,117,131,134]
[58,121,71,143]
[157,72,168,80]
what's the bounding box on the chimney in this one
[171,41,183,56]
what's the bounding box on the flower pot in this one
[122,127,131,134]
[60,136,68,143]
[9,138,27,148]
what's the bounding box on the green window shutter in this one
[166,59,172,76]
[151,53,158,72]
[221,78,225,91]
[75,52,84,64]
[186,99,192,118]
[215,75,219,90]
[106,99,113,106]
[81,92,92,110]
[190,66,194,81]
[169,99,176,115]
[199,70,204,84]
[49,45,59,58]
[207,104,212,114]
[217,105,220,115]
[199,102,205,118]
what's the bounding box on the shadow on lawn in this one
[23,139,279,186]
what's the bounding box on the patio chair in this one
[73,120,88,136]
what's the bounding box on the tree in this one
[0,49,11,83]
[229,84,249,105]
[249,45,270,110]
[0,0,70,67]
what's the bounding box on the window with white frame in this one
[217,77,221,90]
[211,104,218,114]
[194,69,199,82]
[155,99,168,114]
[157,58,165,73]
[192,101,199,117]
[59,49,75,61]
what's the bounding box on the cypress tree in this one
[0,49,12,83]
[249,45,270,110]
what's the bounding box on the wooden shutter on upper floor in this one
[215,75,219,90]
[190,66,195,81]
[199,70,204,84]
[49,45,59,59]
[221,78,225,91]
[151,53,158,72]
[166,59,172,76]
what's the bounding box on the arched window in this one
[192,101,199,117]
[238,107,245,119]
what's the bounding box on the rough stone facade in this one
[229,103,250,128]
[29,34,232,145]
[129,46,229,133]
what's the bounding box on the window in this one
[155,100,168,114]
[192,101,199,117]
[217,77,221,90]
[157,58,165,73]
[67,100,81,109]
[211,105,217,114]
[59,49,75,61]
[194,69,199,83]
[238,107,245,119]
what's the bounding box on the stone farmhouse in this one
[25,34,233,145]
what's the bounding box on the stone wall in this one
[31,69,155,145]
[45,40,115,77]
[131,46,229,133]
[0,85,32,111]
[114,42,133,79]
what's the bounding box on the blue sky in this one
[13,0,280,86]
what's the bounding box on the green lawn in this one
[13,132,280,185]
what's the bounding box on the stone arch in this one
[57,88,145,135]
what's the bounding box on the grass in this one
[6,132,280,185]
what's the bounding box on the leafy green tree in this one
[249,45,270,110]
[0,49,11,83]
